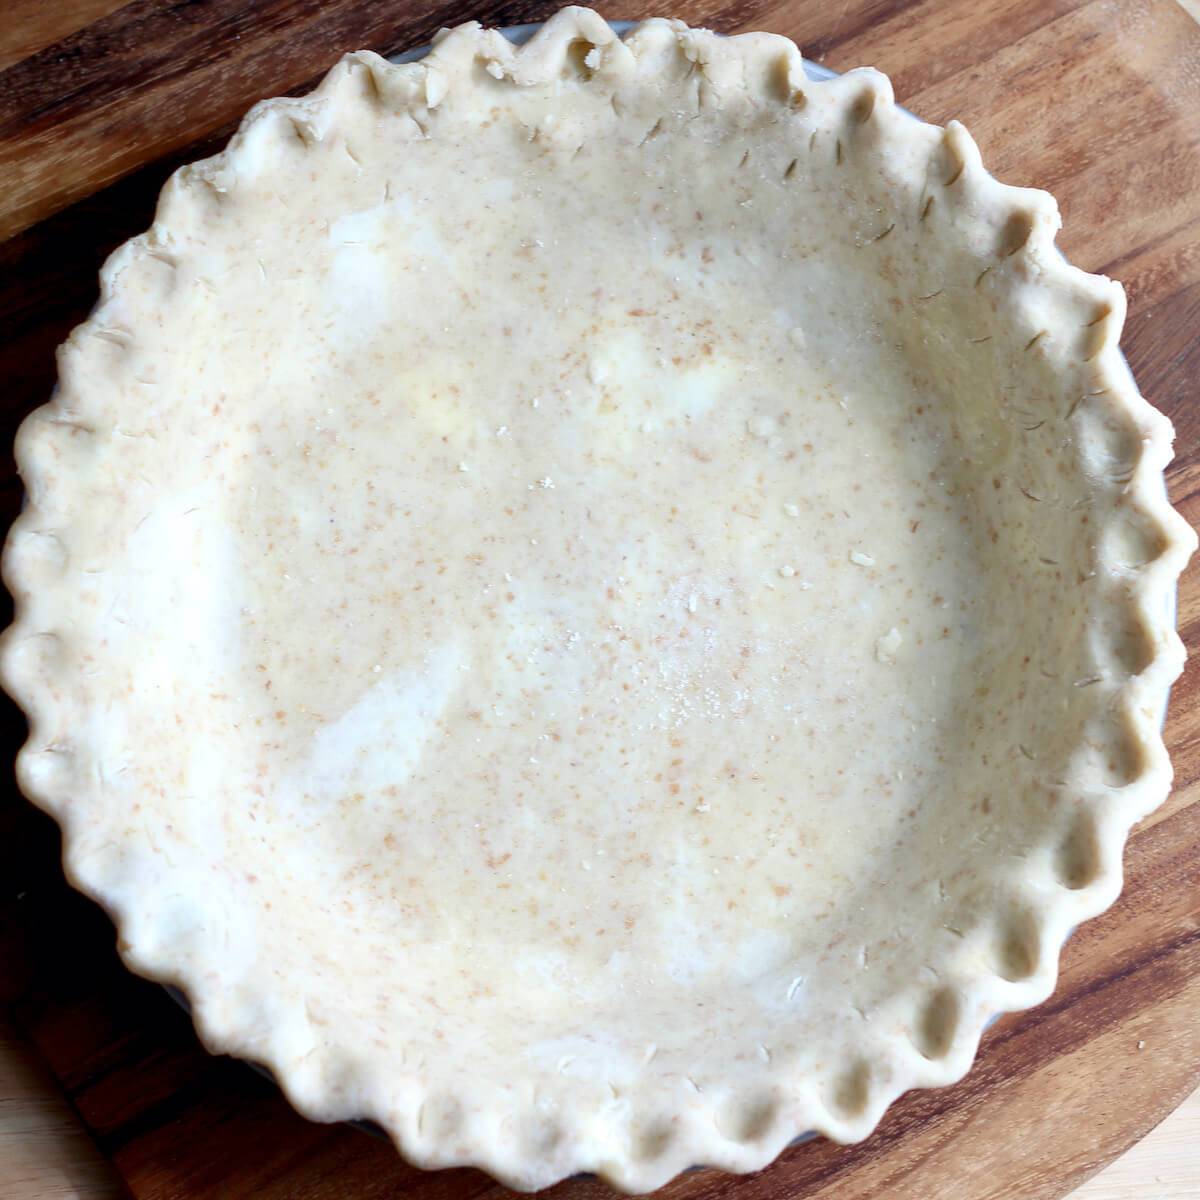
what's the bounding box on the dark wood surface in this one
[2,2,1199,1198]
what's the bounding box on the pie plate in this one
[2,8,1194,1192]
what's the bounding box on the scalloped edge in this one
[2,7,1194,1193]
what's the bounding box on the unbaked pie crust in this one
[3,8,1194,1191]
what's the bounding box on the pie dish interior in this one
[3,8,1193,1192]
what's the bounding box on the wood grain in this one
[0,0,129,74]
[0,1016,124,1199]
[1074,1089,1200,1200]
[0,1,1198,1198]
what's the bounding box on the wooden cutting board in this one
[1,2,1198,1198]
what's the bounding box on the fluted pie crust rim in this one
[2,8,1194,1192]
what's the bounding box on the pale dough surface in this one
[3,8,1191,1190]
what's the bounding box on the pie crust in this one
[3,8,1194,1191]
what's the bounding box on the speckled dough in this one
[2,8,1194,1192]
